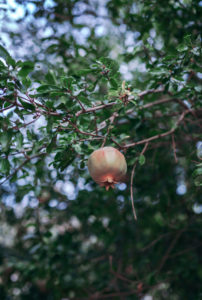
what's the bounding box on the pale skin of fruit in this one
[88,146,127,190]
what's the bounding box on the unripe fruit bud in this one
[88,146,127,190]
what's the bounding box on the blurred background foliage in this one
[0,0,202,299]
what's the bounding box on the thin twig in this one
[101,125,111,148]
[93,111,98,135]
[68,120,102,137]
[130,142,149,221]
[109,256,136,284]
[12,115,40,130]
[172,134,178,163]
[140,232,171,252]
[0,104,15,112]
[101,112,117,147]
[168,243,202,258]
[156,228,185,274]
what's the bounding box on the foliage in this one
[0,0,202,299]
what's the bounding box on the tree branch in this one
[123,110,189,148]
[76,102,117,117]
[94,97,178,134]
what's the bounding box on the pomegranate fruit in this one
[88,146,127,190]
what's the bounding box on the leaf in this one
[0,45,15,66]
[150,68,170,76]
[184,34,192,46]
[16,132,24,150]
[133,45,142,56]
[194,176,202,187]
[0,158,10,174]
[79,160,85,169]
[26,129,35,141]
[47,137,56,153]
[22,233,37,241]
[99,57,119,74]
[53,148,75,171]
[61,76,74,88]
[50,91,67,97]
[0,131,12,151]
[194,86,202,93]
[18,61,35,77]
[177,44,188,52]
[193,168,202,177]
[109,78,118,89]
[22,77,32,88]
[37,84,61,93]
[139,154,145,165]
[18,99,35,111]
[78,95,91,106]
[76,69,92,76]
[44,231,52,238]
[29,244,41,254]
[45,71,56,84]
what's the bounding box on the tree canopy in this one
[0,0,202,299]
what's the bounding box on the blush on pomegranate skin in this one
[88,146,127,190]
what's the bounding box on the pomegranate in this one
[88,146,127,190]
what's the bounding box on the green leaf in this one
[26,129,33,141]
[194,176,202,187]
[18,61,35,77]
[78,95,91,106]
[150,68,170,76]
[45,71,57,84]
[194,86,202,93]
[0,131,12,151]
[193,168,202,177]
[177,44,188,52]
[0,158,10,174]
[61,76,74,88]
[99,57,119,74]
[19,99,35,111]
[47,137,56,153]
[0,45,15,66]
[133,45,142,56]
[46,100,54,109]
[184,34,192,46]
[76,69,92,76]
[50,91,67,98]
[53,148,75,172]
[109,78,118,89]
[79,160,85,169]
[139,154,146,165]
[44,231,52,238]
[37,84,61,93]
[16,132,24,150]
[22,77,32,88]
